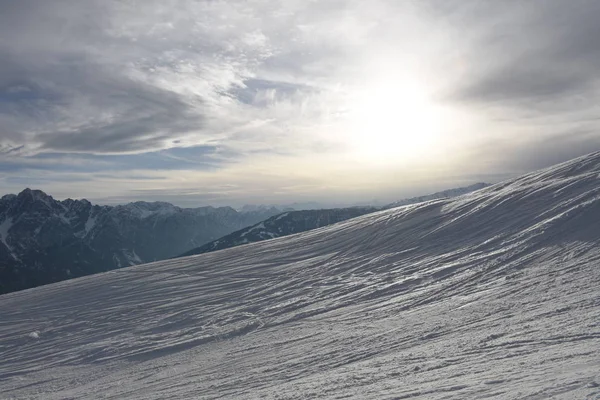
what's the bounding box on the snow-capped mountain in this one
[180,184,489,258]
[0,189,283,294]
[1,153,599,399]
[180,207,378,257]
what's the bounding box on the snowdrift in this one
[1,153,600,399]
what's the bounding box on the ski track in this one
[1,153,600,399]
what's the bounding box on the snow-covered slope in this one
[1,153,600,399]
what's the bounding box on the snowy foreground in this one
[2,154,600,399]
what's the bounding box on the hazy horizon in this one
[2,1,600,206]
[2,181,490,210]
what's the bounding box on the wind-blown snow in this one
[1,153,600,399]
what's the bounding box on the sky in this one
[1,0,600,207]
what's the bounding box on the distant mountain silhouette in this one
[0,189,283,294]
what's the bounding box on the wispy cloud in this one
[1,0,599,205]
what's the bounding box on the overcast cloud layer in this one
[1,0,599,206]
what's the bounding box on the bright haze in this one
[1,1,599,207]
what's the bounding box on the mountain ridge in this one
[0,189,284,294]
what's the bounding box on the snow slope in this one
[1,153,600,399]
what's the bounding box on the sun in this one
[346,80,442,164]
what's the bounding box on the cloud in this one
[437,1,600,114]
[0,0,276,156]
[0,145,232,175]
[1,0,599,206]
[471,130,600,174]
[230,78,318,107]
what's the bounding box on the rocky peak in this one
[8,188,60,215]
[62,198,92,209]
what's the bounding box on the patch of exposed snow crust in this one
[1,152,600,399]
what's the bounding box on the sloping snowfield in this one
[1,153,600,399]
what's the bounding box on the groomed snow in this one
[1,153,600,399]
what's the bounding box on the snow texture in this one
[1,153,600,399]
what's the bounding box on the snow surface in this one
[123,249,143,266]
[58,212,71,226]
[241,222,265,237]
[84,215,96,235]
[275,212,290,221]
[1,153,600,399]
[0,217,14,255]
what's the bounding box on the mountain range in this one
[0,189,283,294]
[1,153,598,399]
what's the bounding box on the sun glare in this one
[346,80,442,164]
